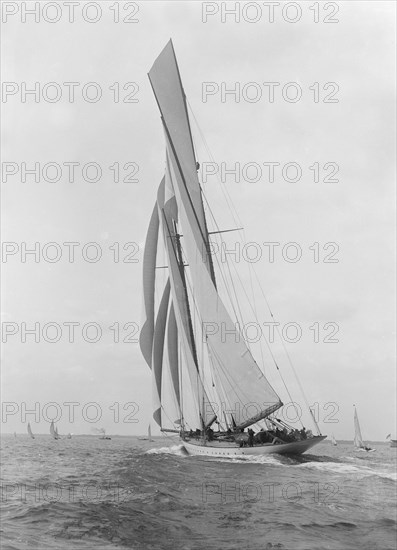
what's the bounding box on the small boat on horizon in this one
[50,420,60,440]
[331,434,337,446]
[138,424,154,442]
[354,406,375,452]
[27,423,34,439]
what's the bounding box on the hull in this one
[390,440,397,448]
[182,435,326,457]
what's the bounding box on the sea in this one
[1,435,396,550]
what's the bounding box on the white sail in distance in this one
[27,422,35,439]
[354,406,364,448]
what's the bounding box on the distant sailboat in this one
[354,406,375,452]
[66,433,72,439]
[50,420,60,440]
[138,424,154,441]
[27,423,34,439]
[331,434,337,446]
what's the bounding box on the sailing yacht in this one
[140,40,326,457]
[50,420,60,440]
[138,425,154,441]
[353,406,375,452]
[27,423,35,439]
[331,434,337,446]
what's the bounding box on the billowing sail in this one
[158,179,216,427]
[152,279,171,426]
[140,204,160,369]
[27,422,34,439]
[354,407,364,448]
[167,303,180,408]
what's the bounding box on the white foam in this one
[297,460,396,481]
[205,453,281,465]
[374,471,397,481]
[145,444,187,457]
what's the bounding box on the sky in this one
[1,1,395,440]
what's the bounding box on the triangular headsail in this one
[50,420,60,440]
[353,406,375,451]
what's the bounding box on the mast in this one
[174,224,198,368]
[162,211,206,425]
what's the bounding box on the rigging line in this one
[187,100,308,429]
[199,172,261,354]
[211,237,248,347]
[199,189,247,333]
[200,185,264,368]
[207,340,260,414]
[251,268,311,429]
[162,121,217,286]
[181,246,252,416]
[226,254,269,371]
[220,257,302,425]
[187,100,243,230]
[182,254,221,409]
[188,101,263,323]
[202,171,306,426]
[179,244,218,408]
[187,101,255,310]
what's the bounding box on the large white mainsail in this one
[146,39,282,430]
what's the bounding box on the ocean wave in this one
[203,453,282,466]
[296,461,397,481]
[369,471,397,481]
[145,445,187,457]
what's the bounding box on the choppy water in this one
[1,435,396,550]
